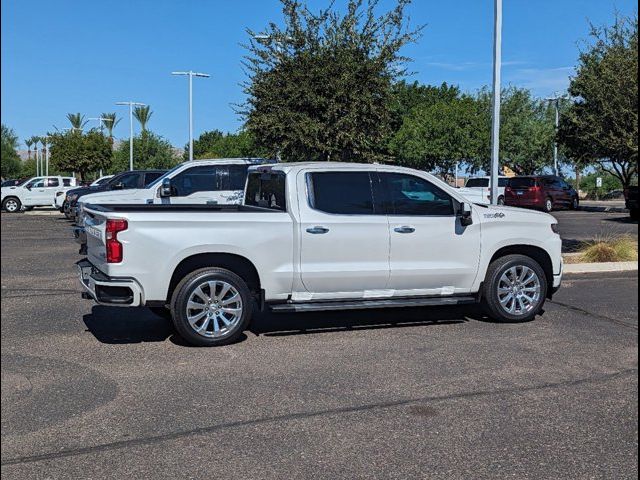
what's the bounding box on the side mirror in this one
[111,182,124,190]
[159,178,172,197]
[25,185,32,190]
[458,202,473,226]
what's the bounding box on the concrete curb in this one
[577,205,629,214]
[564,261,638,274]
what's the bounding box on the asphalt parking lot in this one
[552,210,638,251]
[1,212,638,479]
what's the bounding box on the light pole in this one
[545,94,563,176]
[489,0,503,205]
[116,101,146,170]
[171,71,210,161]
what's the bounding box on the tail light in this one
[529,186,542,193]
[505,186,512,193]
[106,218,128,263]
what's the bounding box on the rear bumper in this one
[77,259,144,307]
[505,196,544,208]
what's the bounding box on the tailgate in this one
[83,208,109,271]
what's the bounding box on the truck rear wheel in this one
[482,254,547,323]
[170,267,252,347]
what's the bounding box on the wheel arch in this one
[166,253,262,303]
[489,245,554,298]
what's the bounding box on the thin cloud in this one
[507,66,575,95]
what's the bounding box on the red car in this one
[505,175,579,212]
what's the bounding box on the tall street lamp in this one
[545,94,563,176]
[116,101,146,170]
[489,0,503,205]
[171,71,210,161]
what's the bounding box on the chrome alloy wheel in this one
[185,280,243,338]
[497,265,542,316]
[4,199,19,212]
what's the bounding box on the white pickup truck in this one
[1,176,77,212]
[78,162,563,347]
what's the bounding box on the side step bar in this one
[269,295,477,313]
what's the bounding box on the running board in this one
[269,295,477,313]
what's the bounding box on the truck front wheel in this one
[482,254,547,323]
[2,197,21,213]
[170,267,252,347]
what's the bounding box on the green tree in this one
[49,130,112,180]
[389,94,484,175]
[111,131,178,172]
[558,14,638,187]
[24,138,33,160]
[474,86,555,175]
[187,130,268,160]
[67,113,88,131]
[1,124,23,178]
[242,0,423,162]
[133,106,152,132]
[101,113,120,144]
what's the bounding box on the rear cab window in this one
[465,178,489,188]
[244,171,287,211]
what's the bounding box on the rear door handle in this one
[394,226,415,234]
[306,226,330,234]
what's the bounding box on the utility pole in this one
[171,71,210,161]
[545,94,563,176]
[489,0,503,205]
[116,101,146,170]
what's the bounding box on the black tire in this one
[631,209,639,221]
[170,267,252,347]
[482,254,548,323]
[570,197,579,210]
[2,197,21,213]
[543,197,553,213]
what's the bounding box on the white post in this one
[188,72,193,161]
[45,138,49,176]
[553,101,559,176]
[36,146,40,176]
[129,103,134,171]
[455,162,459,187]
[489,0,503,205]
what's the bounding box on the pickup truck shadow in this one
[249,304,484,338]
[83,306,173,344]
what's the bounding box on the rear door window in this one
[308,172,377,215]
[46,178,60,187]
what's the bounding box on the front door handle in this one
[394,226,416,234]
[306,226,330,234]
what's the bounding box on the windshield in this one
[145,164,185,188]
[465,178,489,188]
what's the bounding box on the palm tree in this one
[133,105,152,132]
[101,112,120,145]
[66,113,87,131]
[25,138,33,160]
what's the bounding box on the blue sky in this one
[1,0,637,149]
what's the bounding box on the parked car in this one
[77,162,563,347]
[73,159,272,252]
[1,176,77,212]
[64,170,165,220]
[504,175,579,212]
[458,176,509,205]
[624,186,638,220]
